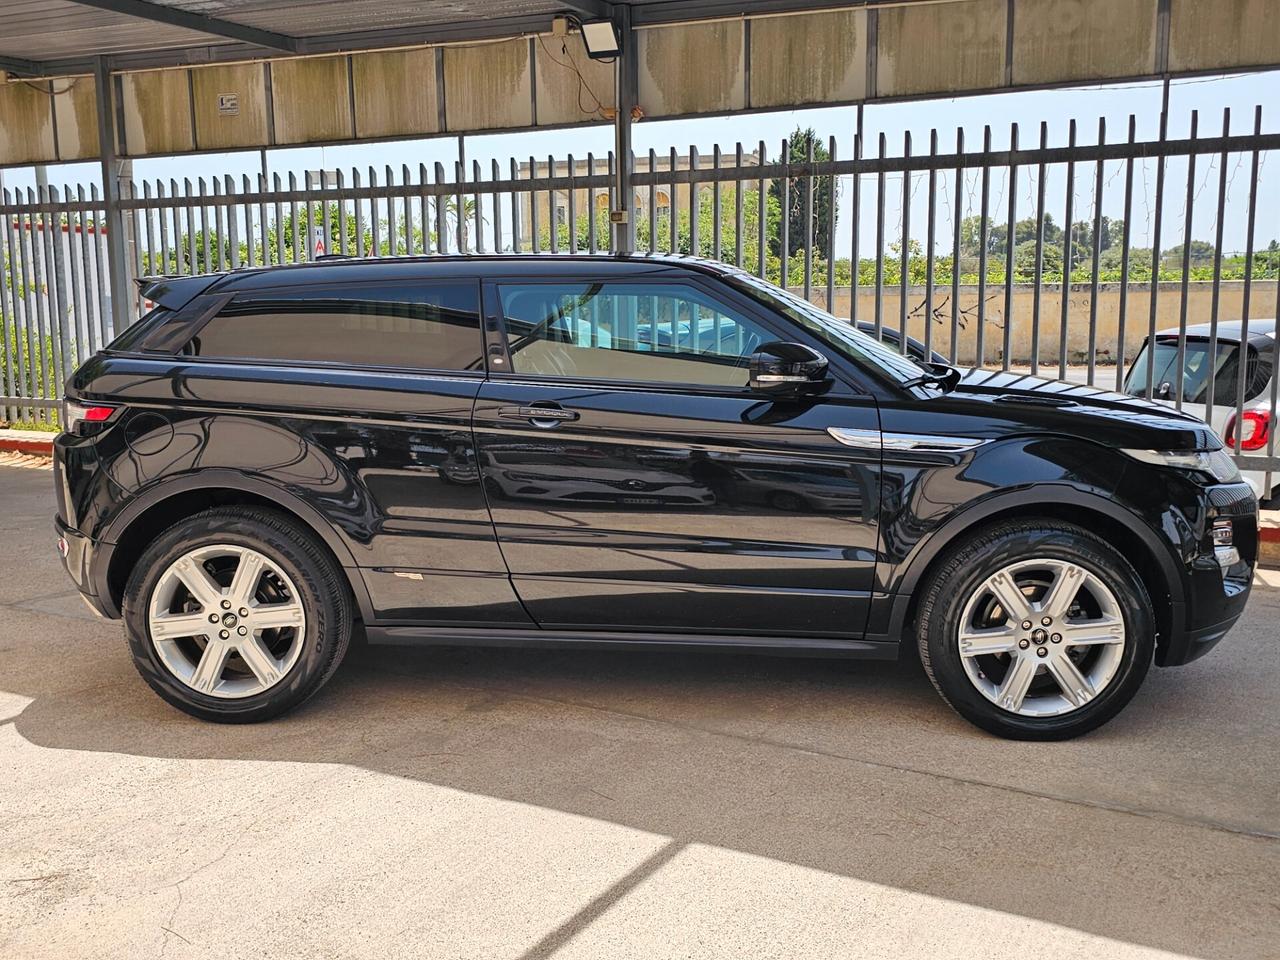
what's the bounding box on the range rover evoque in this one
[53,254,1258,739]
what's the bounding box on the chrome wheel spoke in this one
[251,603,305,631]
[957,625,1020,657]
[984,570,1034,624]
[227,550,266,608]
[1037,561,1085,619]
[190,641,231,694]
[172,556,224,610]
[236,635,283,687]
[150,611,214,642]
[1060,618,1125,648]
[996,655,1037,712]
[1046,654,1095,708]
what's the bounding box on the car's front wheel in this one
[122,507,352,723]
[916,519,1155,740]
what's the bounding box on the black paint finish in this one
[53,254,1255,665]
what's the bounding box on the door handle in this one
[498,404,580,427]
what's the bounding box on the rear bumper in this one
[54,515,114,620]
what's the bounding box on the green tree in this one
[1161,240,1217,270]
[768,128,839,261]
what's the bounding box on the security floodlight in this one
[580,18,622,60]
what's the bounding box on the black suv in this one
[54,255,1258,739]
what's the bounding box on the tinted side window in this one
[498,281,769,387]
[1123,338,1274,405]
[106,306,172,353]
[187,282,483,370]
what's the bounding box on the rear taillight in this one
[63,400,118,436]
[1224,410,1273,452]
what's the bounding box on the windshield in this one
[725,273,933,385]
[1123,338,1270,405]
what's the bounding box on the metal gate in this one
[3,104,1278,485]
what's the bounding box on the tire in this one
[916,519,1154,740]
[122,507,352,723]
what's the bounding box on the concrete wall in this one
[3,0,1278,164]
[803,281,1279,365]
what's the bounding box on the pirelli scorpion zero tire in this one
[122,507,352,723]
[916,519,1155,740]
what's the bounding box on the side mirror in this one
[749,341,829,395]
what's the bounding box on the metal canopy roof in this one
[0,0,865,76]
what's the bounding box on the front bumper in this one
[54,515,113,619]
[1157,481,1257,667]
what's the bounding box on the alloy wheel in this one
[956,557,1126,717]
[147,544,306,699]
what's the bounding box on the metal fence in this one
[2,104,1278,485]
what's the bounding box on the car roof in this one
[1153,320,1278,345]
[180,252,746,295]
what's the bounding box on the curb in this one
[0,435,54,456]
[1262,517,1280,570]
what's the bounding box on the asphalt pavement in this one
[1,461,1277,960]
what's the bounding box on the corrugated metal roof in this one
[0,0,613,68]
[0,0,784,74]
[1,0,215,60]
[224,0,558,34]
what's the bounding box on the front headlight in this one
[1121,448,1242,484]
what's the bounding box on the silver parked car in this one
[1124,321,1277,503]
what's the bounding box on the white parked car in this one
[1124,321,1277,503]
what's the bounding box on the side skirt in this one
[364,625,900,660]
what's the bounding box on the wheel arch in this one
[886,487,1186,656]
[93,471,371,621]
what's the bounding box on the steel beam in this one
[93,57,132,336]
[559,1,612,18]
[612,4,636,252]
[66,0,303,53]
[0,53,51,77]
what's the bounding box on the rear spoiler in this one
[134,274,220,311]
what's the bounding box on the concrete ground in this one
[1,460,1277,960]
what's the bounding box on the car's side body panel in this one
[54,255,1255,671]
[473,378,883,638]
[63,354,531,627]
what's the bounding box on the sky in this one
[2,69,1276,262]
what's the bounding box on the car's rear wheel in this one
[916,519,1155,740]
[122,507,352,723]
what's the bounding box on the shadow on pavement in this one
[3,464,1278,958]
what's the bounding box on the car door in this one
[169,276,531,627]
[473,273,883,640]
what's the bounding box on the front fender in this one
[870,481,1187,647]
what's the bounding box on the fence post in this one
[94,57,131,336]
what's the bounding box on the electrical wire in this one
[536,32,609,120]
[14,77,79,96]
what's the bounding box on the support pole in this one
[94,57,131,335]
[612,4,636,253]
